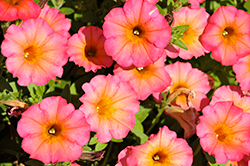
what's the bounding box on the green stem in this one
[193,144,201,157]
[101,141,113,166]
[145,106,165,135]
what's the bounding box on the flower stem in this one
[101,141,113,166]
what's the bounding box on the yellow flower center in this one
[181,26,196,45]
[96,97,116,118]
[135,65,154,79]
[127,25,146,44]
[5,0,20,5]
[44,122,64,141]
[222,27,237,43]
[214,124,232,143]
[85,45,97,57]
[23,45,41,64]
[149,148,170,165]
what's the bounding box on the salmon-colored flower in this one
[79,74,140,143]
[67,26,113,72]
[166,7,209,60]
[197,101,250,164]
[116,126,193,166]
[113,54,171,100]
[210,85,250,113]
[188,0,205,9]
[0,0,41,21]
[1,18,68,86]
[233,55,250,91]
[103,0,171,67]
[201,6,250,65]
[17,96,90,164]
[39,4,71,38]
[154,61,210,111]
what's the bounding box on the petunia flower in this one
[166,7,209,60]
[197,101,250,164]
[154,61,210,111]
[17,96,90,164]
[116,126,193,166]
[0,0,41,21]
[103,0,171,67]
[188,0,205,9]
[201,6,250,66]
[79,74,140,143]
[233,55,250,91]
[210,85,250,113]
[113,54,171,100]
[1,18,68,86]
[67,26,113,73]
[38,4,71,38]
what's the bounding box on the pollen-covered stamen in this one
[47,124,62,136]
[152,154,160,161]
[222,27,236,42]
[136,67,144,71]
[48,127,56,135]
[24,52,29,58]
[133,26,143,37]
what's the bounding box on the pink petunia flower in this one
[1,18,68,86]
[201,6,250,66]
[233,55,250,91]
[154,61,210,111]
[210,85,250,113]
[166,7,209,60]
[0,0,41,21]
[113,54,171,100]
[39,4,71,38]
[67,26,113,73]
[188,0,205,9]
[116,126,193,166]
[103,0,171,67]
[197,101,250,164]
[17,96,90,164]
[79,74,140,143]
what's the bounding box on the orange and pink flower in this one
[116,126,193,166]
[166,7,209,60]
[1,18,68,86]
[17,96,90,164]
[0,0,41,21]
[154,61,210,111]
[210,85,250,113]
[103,0,171,67]
[197,101,250,164]
[39,4,71,38]
[67,26,113,73]
[201,6,250,66]
[79,74,140,143]
[233,55,250,91]
[113,54,171,100]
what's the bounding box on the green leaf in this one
[95,142,108,151]
[27,83,37,95]
[204,152,229,166]
[89,136,98,145]
[0,76,13,92]
[131,128,148,144]
[173,39,188,50]
[61,84,71,102]
[111,138,123,143]
[51,0,65,8]
[60,7,74,15]
[133,117,144,132]
[25,159,44,166]
[155,4,166,16]
[245,0,250,12]
[0,163,13,166]
[135,105,151,123]
[172,25,189,34]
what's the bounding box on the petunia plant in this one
[1,0,250,166]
